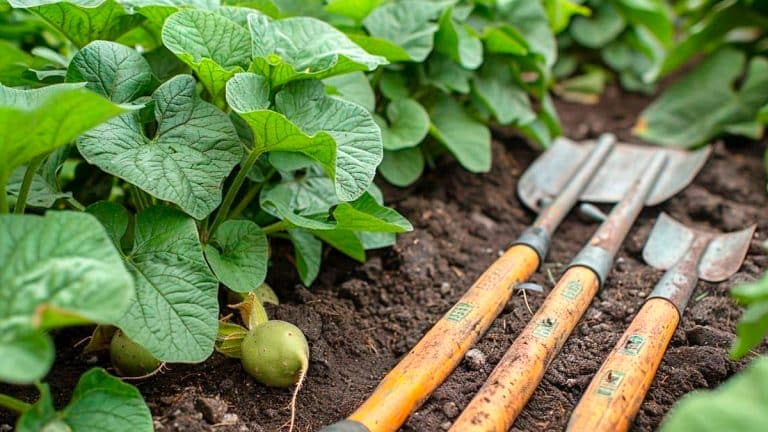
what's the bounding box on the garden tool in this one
[450,152,672,432]
[566,213,755,432]
[321,136,710,432]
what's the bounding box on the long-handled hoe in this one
[567,213,754,432]
[449,152,670,432]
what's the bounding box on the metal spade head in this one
[643,213,755,282]
[518,137,712,213]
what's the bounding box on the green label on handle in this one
[532,317,559,338]
[446,302,474,323]
[621,335,646,356]
[596,370,625,397]
[561,280,583,300]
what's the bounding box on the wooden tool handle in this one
[566,298,680,432]
[347,245,540,432]
[450,266,601,432]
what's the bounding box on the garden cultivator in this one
[323,136,710,432]
[567,213,754,432]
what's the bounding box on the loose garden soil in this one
[2,86,766,432]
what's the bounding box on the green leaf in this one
[0,40,50,86]
[324,71,375,112]
[359,231,396,249]
[333,191,412,233]
[275,80,383,201]
[312,228,365,262]
[376,98,430,151]
[362,0,445,62]
[226,72,271,112]
[615,0,674,47]
[543,0,590,33]
[228,76,382,202]
[18,368,152,432]
[570,1,626,48]
[78,74,242,219]
[0,82,126,184]
[429,95,491,172]
[287,229,321,286]
[435,6,483,69]
[0,212,134,383]
[481,24,529,56]
[117,206,219,362]
[659,357,768,432]
[162,9,251,102]
[425,53,472,93]
[7,166,70,209]
[730,272,768,359]
[378,147,424,187]
[472,58,535,125]
[259,167,337,230]
[9,0,144,47]
[86,201,130,248]
[205,220,268,293]
[324,0,382,22]
[498,0,557,66]
[636,49,768,148]
[379,70,409,100]
[66,41,154,103]
[249,14,387,86]
[347,33,413,62]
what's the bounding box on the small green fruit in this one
[241,320,309,388]
[110,329,161,377]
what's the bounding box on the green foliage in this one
[731,268,768,359]
[17,368,152,432]
[659,356,768,432]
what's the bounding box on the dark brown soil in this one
[2,86,766,432]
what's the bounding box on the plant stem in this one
[261,219,291,235]
[15,156,44,214]
[229,182,263,219]
[65,197,86,211]
[0,393,32,414]
[209,149,263,238]
[0,173,9,214]
[131,185,149,212]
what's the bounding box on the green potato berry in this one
[241,320,309,388]
[110,329,161,377]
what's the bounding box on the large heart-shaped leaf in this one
[259,167,338,230]
[228,75,382,201]
[17,368,152,432]
[117,206,219,362]
[66,40,154,103]
[0,82,126,186]
[205,220,268,293]
[8,0,143,47]
[249,14,386,86]
[0,212,134,383]
[429,95,491,173]
[78,74,242,219]
[375,98,430,151]
[636,49,768,148]
[162,9,251,102]
[362,0,445,62]
[276,80,383,200]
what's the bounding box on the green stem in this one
[209,149,263,238]
[0,393,32,414]
[228,182,262,220]
[15,156,45,214]
[131,185,148,212]
[65,197,86,211]
[0,173,9,214]
[261,219,291,235]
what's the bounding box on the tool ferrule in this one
[566,245,614,287]
[512,226,550,268]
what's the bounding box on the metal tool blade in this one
[518,138,712,213]
[698,226,756,282]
